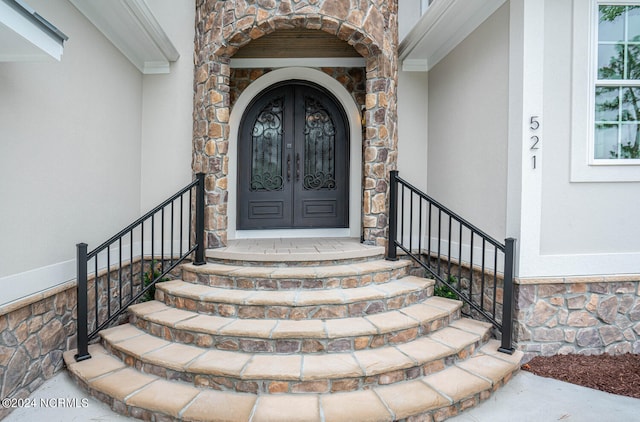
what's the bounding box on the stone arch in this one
[216,14,383,60]
[193,0,398,249]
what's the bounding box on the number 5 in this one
[530,116,540,131]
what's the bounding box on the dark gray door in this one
[238,81,349,230]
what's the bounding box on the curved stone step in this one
[63,340,523,421]
[181,259,412,290]
[128,297,463,353]
[156,276,434,319]
[99,318,492,394]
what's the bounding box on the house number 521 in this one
[529,116,540,169]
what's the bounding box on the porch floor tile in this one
[206,238,384,262]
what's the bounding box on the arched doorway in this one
[237,80,350,230]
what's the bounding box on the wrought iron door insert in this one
[238,81,349,229]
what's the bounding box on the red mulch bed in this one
[522,353,640,399]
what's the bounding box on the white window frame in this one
[571,0,640,181]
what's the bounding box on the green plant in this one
[141,260,169,302]
[434,275,459,300]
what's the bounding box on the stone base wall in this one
[405,254,506,326]
[0,282,76,419]
[0,257,181,418]
[86,258,179,334]
[515,278,640,362]
[404,254,640,362]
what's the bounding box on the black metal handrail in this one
[74,173,206,361]
[387,171,515,354]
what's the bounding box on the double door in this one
[237,82,349,230]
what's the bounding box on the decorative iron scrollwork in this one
[304,172,337,190]
[250,97,284,191]
[303,96,337,191]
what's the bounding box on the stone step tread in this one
[156,276,434,307]
[129,297,461,340]
[99,318,492,381]
[182,258,411,279]
[63,340,522,421]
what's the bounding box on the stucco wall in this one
[397,70,428,191]
[0,1,195,307]
[0,0,143,304]
[539,0,640,258]
[140,0,195,210]
[426,4,509,241]
[398,0,422,42]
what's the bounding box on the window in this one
[593,4,640,163]
[571,0,640,181]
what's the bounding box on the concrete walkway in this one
[4,370,639,422]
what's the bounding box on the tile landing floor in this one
[205,237,385,261]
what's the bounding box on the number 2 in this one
[530,136,540,150]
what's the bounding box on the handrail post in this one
[498,237,516,354]
[386,170,399,261]
[75,243,91,362]
[194,172,206,266]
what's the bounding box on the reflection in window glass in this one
[594,124,619,158]
[595,87,619,121]
[595,4,640,160]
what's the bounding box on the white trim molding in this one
[68,0,179,74]
[0,259,75,308]
[506,0,545,278]
[0,0,68,61]
[231,58,366,69]
[399,0,506,71]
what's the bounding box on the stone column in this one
[361,1,398,247]
[193,0,399,249]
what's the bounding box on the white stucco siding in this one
[398,70,428,191]
[140,0,195,211]
[426,3,510,241]
[0,0,143,303]
[398,0,423,42]
[540,0,640,257]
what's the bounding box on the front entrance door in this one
[238,81,349,230]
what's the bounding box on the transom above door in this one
[237,81,349,230]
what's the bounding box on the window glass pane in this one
[621,87,640,120]
[594,123,620,159]
[619,123,640,158]
[594,5,640,161]
[599,5,625,42]
[627,6,640,40]
[598,43,624,79]
[596,86,620,121]
[628,44,640,79]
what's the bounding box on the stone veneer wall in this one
[0,283,77,419]
[406,255,640,361]
[0,258,178,418]
[193,0,399,249]
[515,278,640,362]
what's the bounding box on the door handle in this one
[296,153,300,181]
[287,154,291,182]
